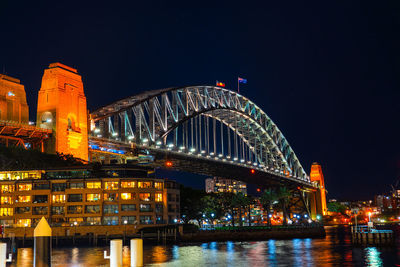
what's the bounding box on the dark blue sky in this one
[0,1,399,200]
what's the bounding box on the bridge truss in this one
[89,86,310,185]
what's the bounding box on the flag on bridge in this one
[216,81,225,87]
[237,77,247,93]
[238,77,247,84]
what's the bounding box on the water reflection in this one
[7,227,399,266]
[365,247,383,267]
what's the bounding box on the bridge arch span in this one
[90,86,308,182]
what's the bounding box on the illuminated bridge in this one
[0,64,326,218]
[89,86,311,189]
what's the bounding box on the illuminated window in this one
[18,184,32,191]
[0,173,10,180]
[139,215,153,224]
[33,195,48,203]
[87,217,101,225]
[67,205,82,214]
[52,183,66,192]
[121,193,133,200]
[103,216,118,225]
[15,207,30,214]
[33,206,48,215]
[139,193,151,201]
[104,182,118,190]
[17,195,31,203]
[51,206,64,215]
[86,193,101,202]
[138,182,152,188]
[86,182,101,189]
[155,193,163,202]
[103,205,118,214]
[140,204,152,212]
[121,216,136,224]
[104,193,118,201]
[34,183,50,190]
[69,182,84,189]
[52,194,65,203]
[0,196,13,204]
[68,194,82,202]
[0,208,13,216]
[121,204,136,211]
[85,205,100,214]
[154,182,163,190]
[16,219,31,227]
[0,185,14,193]
[68,217,84,224]
[121,181,135,188]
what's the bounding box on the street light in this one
[124,220,128,243]
[23,223,28,247]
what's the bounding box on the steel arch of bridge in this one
[90,86,309,183]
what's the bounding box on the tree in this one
[277,186,291,225]
[179,185,206,224]
[327,202,347,215]
[201,194,223,225]
[261,188,277,226]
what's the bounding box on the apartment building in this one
[0,166,180,228]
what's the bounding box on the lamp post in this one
[123,220,128,243]
[73,221,77,245]
[23,223,28,247]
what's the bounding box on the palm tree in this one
[277,186,291,225]
[260,188,277,226]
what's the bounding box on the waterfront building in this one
[205,177,247,195]
[0,165,180,230]
[0,74,29,123]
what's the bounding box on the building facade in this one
[0,166,179,229]
[205,177,247,195]
[0,74,29,123]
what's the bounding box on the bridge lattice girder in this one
[90,86,309,183]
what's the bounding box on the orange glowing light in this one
[165,161,173,167]
[250,169,255,174]
[256,188,261,192]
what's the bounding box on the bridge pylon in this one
[309,162,327,219]
[36,63,88,161]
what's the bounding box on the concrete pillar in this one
[309,192,317,220]
[130,239,143,267]
[104,239,123,267]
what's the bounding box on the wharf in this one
[351,225,394,245]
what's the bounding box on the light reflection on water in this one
[8,227,399,266]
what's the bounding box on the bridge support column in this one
[309,191,317,220]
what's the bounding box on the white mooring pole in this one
[130,239,143,267]
[0,243,12,267]
[104,239,123,267]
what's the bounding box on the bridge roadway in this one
[88,137,315,190]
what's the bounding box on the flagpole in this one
[237,78,240,94]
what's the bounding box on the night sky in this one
[0,1,399,200]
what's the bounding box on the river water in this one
[10,226,400,266]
